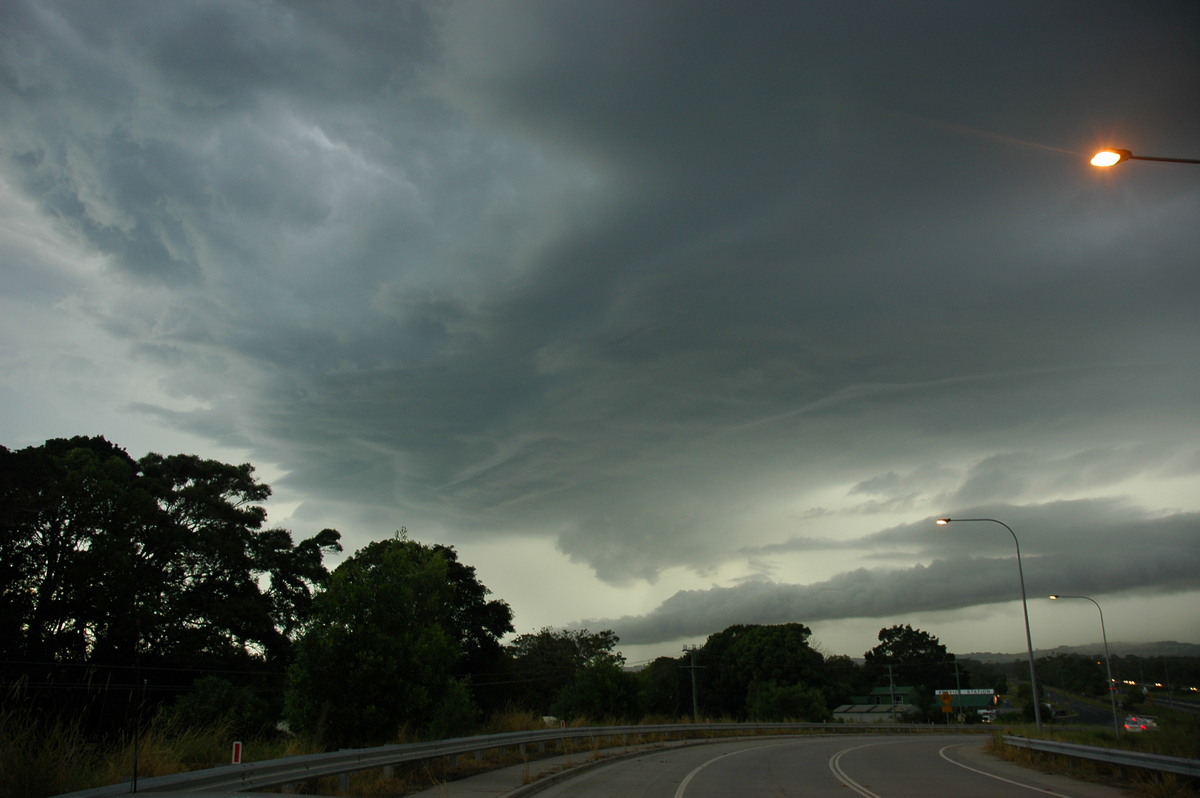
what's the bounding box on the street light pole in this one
[1091,148,1200,167]
[937,517,1043,730]
[1049,594,1121,738]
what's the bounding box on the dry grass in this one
[0,709,107,798]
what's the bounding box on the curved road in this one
[523,735,1128,798]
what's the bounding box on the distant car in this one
[1123,715,1159,732]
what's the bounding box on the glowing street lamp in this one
[1090,148,1200,167]
[1049,594,1121,738]
[936,517,1043,730]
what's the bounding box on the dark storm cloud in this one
[594,500,1200,645]
[2,1,1199,641]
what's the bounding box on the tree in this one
[0,437,342,729]
[0,437,148,666]
[820,654,867,709]
[285,534,512,747]
[699,624,825,719]
[506,628,624,714]
[746,681,830,722]
[130,451,342,666]
[637,655,691,719]
[427,543,515,707]
[157,675,276,739]
[863,625,962,696]
[1037,652,1107,697]
[552,659,641,721]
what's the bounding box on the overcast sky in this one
[3,0,1199,665]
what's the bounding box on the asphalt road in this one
[509,735,1129,798]
[1043,687,1117,725]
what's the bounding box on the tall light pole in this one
[1090,148,1200,167]
[1049,594,1121,738]
[936,517,1043,730]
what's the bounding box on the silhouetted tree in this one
[505,627,624,714]
[0,436,342,730]
[284,533,511,747]
[863,624,964,697]
[552,659,641,721]
[699,623,825,719]
[637,654,691,718]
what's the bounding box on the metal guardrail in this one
[1003,735,1200,778]
[56,722,985,796]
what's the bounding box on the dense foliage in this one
[863,624,968,720]
[697,623,830,720]
[284,534,513,747]
[0,436,341,731]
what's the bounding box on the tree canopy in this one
[284,534,513,747]
[0,436,342,727]
[863,624,966,710]
[698,623,829,720]
[504,627,624,714]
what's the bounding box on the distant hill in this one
[962,640,1200,663]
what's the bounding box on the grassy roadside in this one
[0,706,319,798]
[1,710,638,798]
[986,709,1200,797]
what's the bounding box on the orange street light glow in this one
[1091,149,1128,167]
[1090,148,1200,167]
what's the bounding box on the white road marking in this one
[939,743,1076,797]
[828,742,887,798]
[673,743,779,798]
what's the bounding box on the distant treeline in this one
[964,652,1200,698]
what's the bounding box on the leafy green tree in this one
[131,452,341,666]
[428,543,515,707]
[285,534,511,747]
[746,681,830,722]
[637,654,690,719]
[157,675,276,738]
[552,659,641,721]
[959,658,1008,696]
[863,625,963,695]
[820,654,866,709]
[1,437,147,665]
[0,437,342,729]
[699,623,825,719]
[506,628,623,714]
[1037,652,1107,697]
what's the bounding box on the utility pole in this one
[681,645,705,722]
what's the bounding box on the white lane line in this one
[939,743,1076,797]
[828,742,885,798]
[673,743,779,798]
